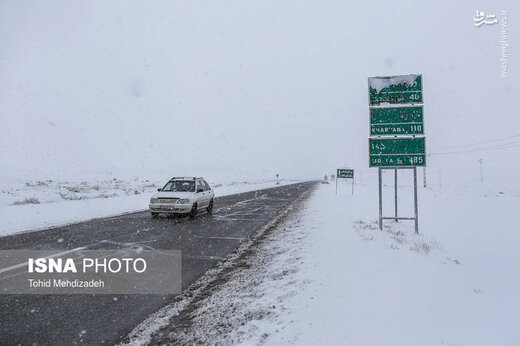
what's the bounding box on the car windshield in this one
[161,180,195,192]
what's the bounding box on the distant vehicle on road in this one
[149,177,214,218]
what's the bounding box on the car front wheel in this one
[189,203,197,218]
[207,199,214,213]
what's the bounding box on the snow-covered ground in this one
[0,177,300,237]
[126,180,520,345]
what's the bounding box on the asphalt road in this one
[0,181,316,346]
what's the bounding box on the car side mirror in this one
[197,188,204,193]
[157,188,161,192]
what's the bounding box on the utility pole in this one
[478,159,483,183]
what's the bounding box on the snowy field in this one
[126,179,519,346]
[0,177,299,236]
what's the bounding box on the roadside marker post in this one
[368,74,426,234]
[394,168,398,221]
[336,169,354,195]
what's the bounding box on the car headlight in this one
[150,198,159,204]
[177,198,190,204]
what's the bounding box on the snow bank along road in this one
[0,181,317,345]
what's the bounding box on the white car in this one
[149,177,215,218]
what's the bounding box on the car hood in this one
[152,191,194,199]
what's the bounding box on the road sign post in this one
[414,167,418,233]
[368,74,425,234]
[336,169,354,195]
[394,168,398,222]
[378,168,382,230]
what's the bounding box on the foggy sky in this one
[0,0,518,183]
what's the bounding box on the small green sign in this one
[337,169,354,178]
[369,137,426,167]
[370,106,424,136]
[369,74,422,106]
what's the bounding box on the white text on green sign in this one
[369,75,423,106]
[370,106,424,135]
[369,137,426,167]
[337,169,354,178]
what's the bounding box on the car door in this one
[203,180,214,200]
[196,180,209,208]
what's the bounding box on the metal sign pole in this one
[414,167,419,234]
[352,175,354,195]
[335,177,338,195]
[394,168,398,222]
[378,167,383,230]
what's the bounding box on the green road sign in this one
[337,169,354,178]
[369,74,422,106]
[370,154,426,167]
[370,106,424,135]
[369,137,426,167]
[370,137,425,155]
[370,92,422,106]
[371,124,424,136]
